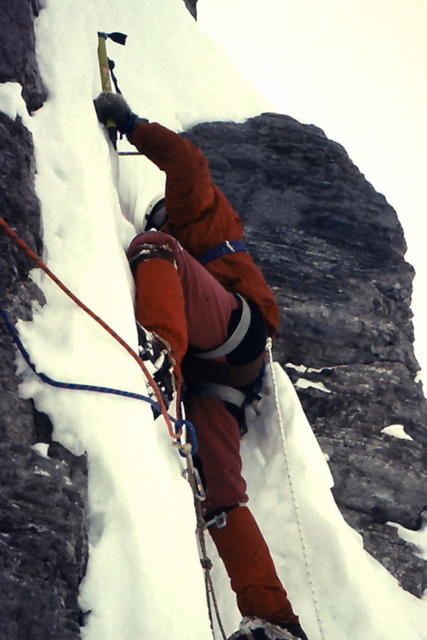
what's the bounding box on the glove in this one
[93,92,141,135]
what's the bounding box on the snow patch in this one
[32,442,50,458]
[0,82,29,122]
[387,520,427,562]
[34,467,51,477]
[381,424,414,441]
[295,378,332,393]
[285,362,308,373]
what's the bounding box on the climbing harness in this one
[197,240,249,266]
[177,442,227,640]
[266,338,326,640]
[185,293,267,438]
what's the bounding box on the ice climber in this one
[94,92,309,640]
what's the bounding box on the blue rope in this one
[0,303,198,454]
[197,240,249,266]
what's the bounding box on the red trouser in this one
[128,231,298,625]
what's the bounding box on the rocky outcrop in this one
[0,2,87,639]
[0,0,46,111]
[184,115,427,597]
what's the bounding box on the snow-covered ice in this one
[294,378,332,394]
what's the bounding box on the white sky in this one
[198,0,427,379]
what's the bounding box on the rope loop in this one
[174,418,198,456]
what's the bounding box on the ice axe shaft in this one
[97,31,127,147]
[97,31,127,90]
[97,34,113,93]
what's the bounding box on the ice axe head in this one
[97,31,127,46]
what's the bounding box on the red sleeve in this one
[129,122,244,255]
[129,122,214,225]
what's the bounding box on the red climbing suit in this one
[126,121,299,627]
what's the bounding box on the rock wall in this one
[0,2,87,639]
[184,115,427,597]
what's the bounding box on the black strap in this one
[108,58,122,95]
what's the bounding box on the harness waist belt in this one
[197,240,249,266]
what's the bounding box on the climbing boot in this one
[228,617,309,640]
[136,321,175,415]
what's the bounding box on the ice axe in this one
[97,31,127,147]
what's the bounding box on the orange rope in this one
[0,216,181,440]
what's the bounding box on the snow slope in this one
[0,0,426,638]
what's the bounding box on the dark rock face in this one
[0,440,87,640]
[184,114,427,597]
[0,3,88,639]
[0,0,47,111]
